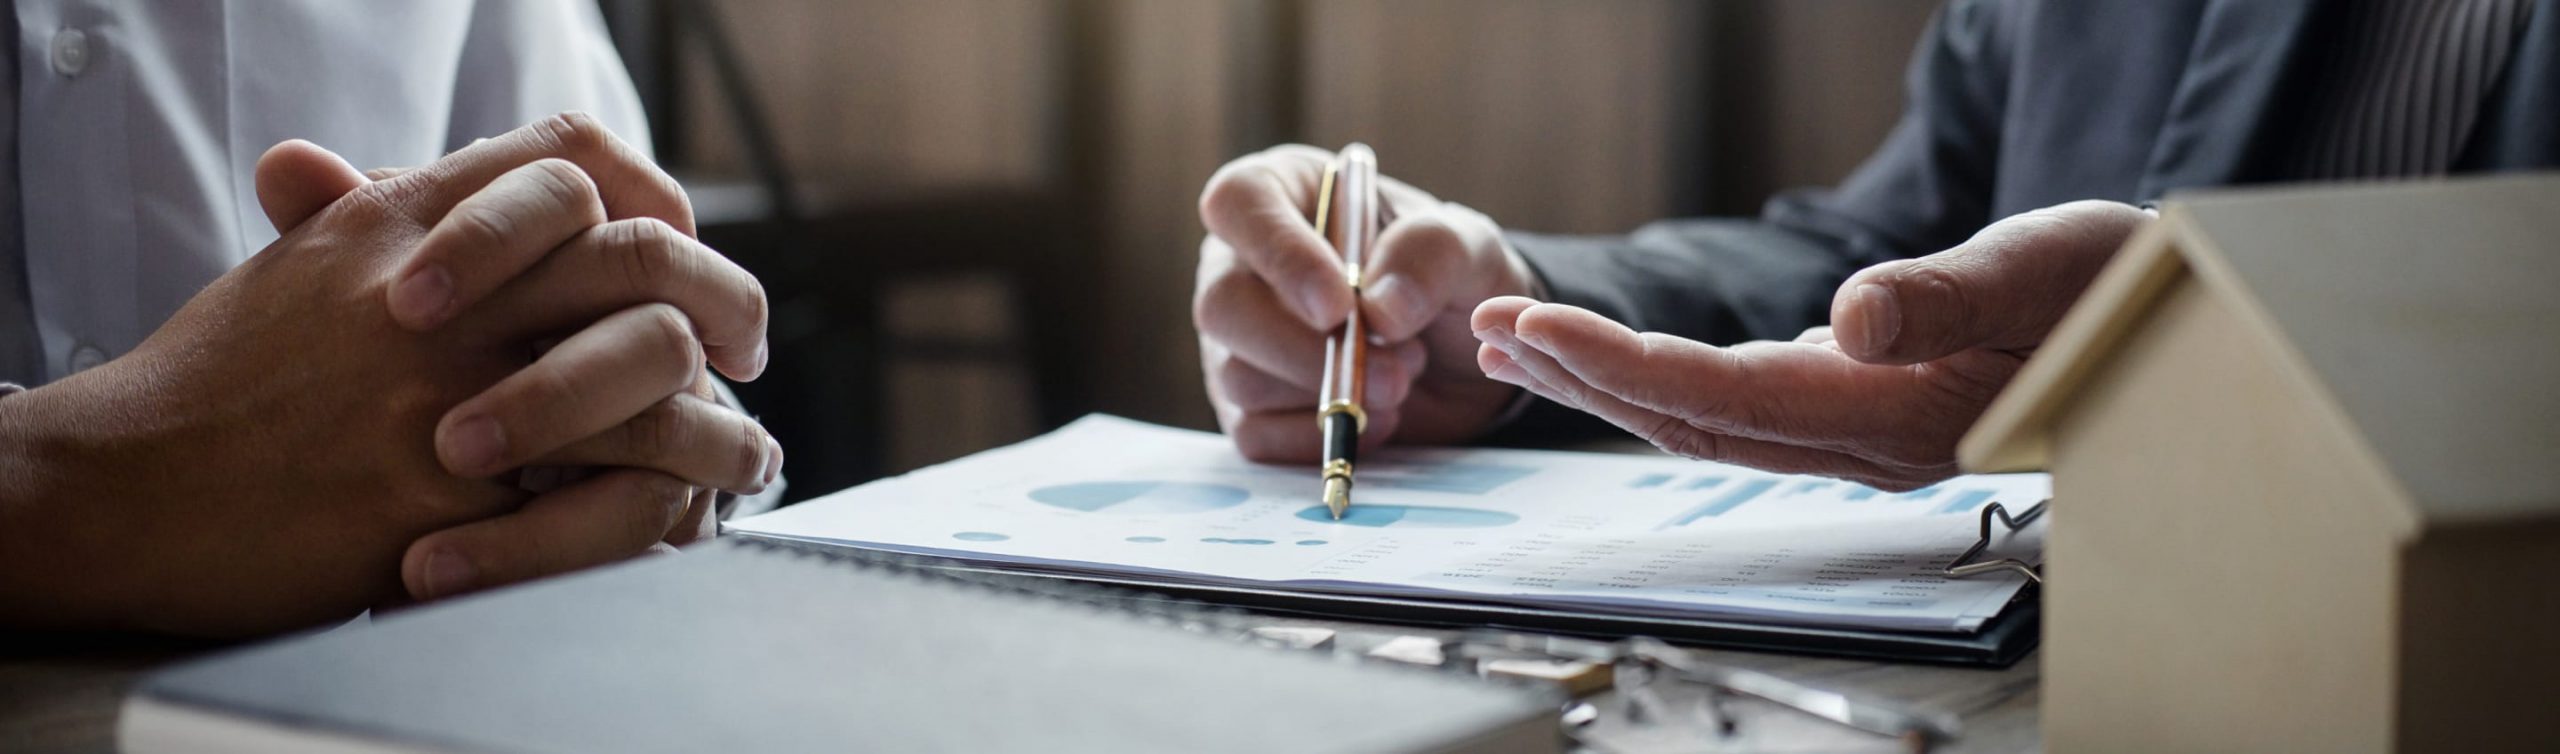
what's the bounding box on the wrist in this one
[0,381,80,539]
[0,373,152,631]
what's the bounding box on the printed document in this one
[731,416,2049,632]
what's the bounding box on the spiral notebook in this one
[120,539,1560,754]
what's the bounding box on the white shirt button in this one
[51,28,90,76]
[68,344,107,373]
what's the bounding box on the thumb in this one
[1832,200,2152,365]
[253,140,369,235]
[1199,145,1356,330]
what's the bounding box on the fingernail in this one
[1475,326,1525,358]
[1367,274,1432,333]
[1513,327,1553,353]
[443,415,507,475]
[750,342,770,380]
[1485,361,1533,387]
[760,437,784,489]
[422,549,476,598]
[1855,283,1901,353]
[389,266,454,327]
[1295,285,1338,327]
[1515,332,1556,357]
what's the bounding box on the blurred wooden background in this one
[619,0,1937,499]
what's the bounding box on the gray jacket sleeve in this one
[1492,0,2012,442]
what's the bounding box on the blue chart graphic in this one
[1629,473,1672,489]
[1363,462,1537,495]
[1029,481,1250,515]
[1844,485,1882,501]
[952,532,1010,542]
[1683,476,1727,491]
[1125,536,1166,543]
[1659,478,1780,529]
[1202,537,1276,545]
[1932,489,1998,515]
[1296,504,1520,529]
[1296,540,1328,546]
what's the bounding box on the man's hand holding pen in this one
[1196,142,2145,493]
[1193,144,1542,464]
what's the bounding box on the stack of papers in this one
[731,416,2050,633]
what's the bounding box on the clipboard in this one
[730,501,2044,668]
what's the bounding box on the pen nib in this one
[1323,477,1351,520]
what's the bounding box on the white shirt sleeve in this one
[443,0,654,158]
[11,0,652,385]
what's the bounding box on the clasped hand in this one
[13,114,774,636]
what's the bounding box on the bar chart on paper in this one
[732,416,2052,633]
[1653,477,2016,529]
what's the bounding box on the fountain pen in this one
[1316,143,1379,519]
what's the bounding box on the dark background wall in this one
[619,0,1939,500]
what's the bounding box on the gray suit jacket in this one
[1502,0,2560,439]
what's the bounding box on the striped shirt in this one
[2288,0,2536,179]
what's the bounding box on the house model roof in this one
[1961,174,2560,527]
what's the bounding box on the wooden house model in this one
[1960,175,2560,751]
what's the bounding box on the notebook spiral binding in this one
[1942,498,2049,583]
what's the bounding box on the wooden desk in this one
[1,608,2038,753]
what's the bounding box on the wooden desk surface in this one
[1,609,2038,753]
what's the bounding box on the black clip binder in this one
[1944,499,2049,584]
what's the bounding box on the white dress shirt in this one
[0,0,650,386]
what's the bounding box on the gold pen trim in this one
[1320,459,1354,520]
[1318,400,1368,433]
